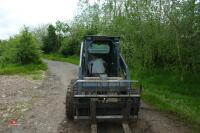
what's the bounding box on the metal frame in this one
[72,36,141,132]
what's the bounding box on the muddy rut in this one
[0,60,195,133]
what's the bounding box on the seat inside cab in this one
[86,40,119,78]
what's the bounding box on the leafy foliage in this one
[42,24,59,53]
[30,0,200,80]
[0,27,42,68]
[70,0,200,81]
[31,24,49,46]
[60,38,75,56]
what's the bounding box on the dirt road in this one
[0,60,195,133]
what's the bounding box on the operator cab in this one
[82,36,120,78]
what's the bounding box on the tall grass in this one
[0,63,47,75]
[131,70,200,130]
[42,53,79,65]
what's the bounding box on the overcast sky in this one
[0,0,79,39]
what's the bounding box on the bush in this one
[60,38,80,56]
[0,40,15,66]
[60,43,73,56]
[0,41,4,56]
[0,28,42,66]
[14,28,41,64]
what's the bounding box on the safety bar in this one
[75,79,138,84]
[74,94,140,98]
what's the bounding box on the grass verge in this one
[42,53,79,65]
[0,63,47,75]
[131,70,200,131]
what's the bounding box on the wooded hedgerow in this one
[69,0,200,81]
[6,0,198,81]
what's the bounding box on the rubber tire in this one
[65,79,76,120]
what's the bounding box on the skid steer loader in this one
[66,36,141,132]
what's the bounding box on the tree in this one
[42,24,58,53]
[72,0,200,79]
[31,24,49,46]
[55,20,70,37]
